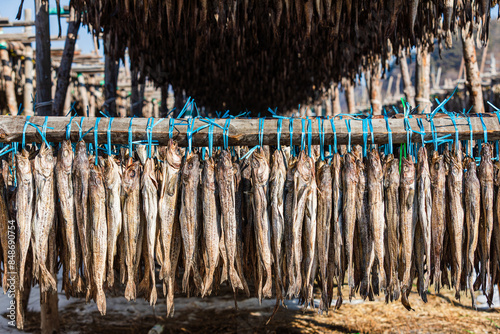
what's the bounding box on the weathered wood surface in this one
[1,115,500,148]
[35,0,52,116]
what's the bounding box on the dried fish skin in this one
[464,158,480,308]
[270,150,287,302]
[316,158,332,312]
[73,141,91,291]
[478,143,494,301]
[158,140,182,288]
[15,149,34,291]
[284,156,297,298]
[367,149,386,294]
[342,151,358,299]
[33,143,57,293]
[416,147,432,301]
[357,158,373,300]
[251,148,273,300]
[89,163,107,315]
[179,151,203,295]
[142,158,158,305]
[201,157,221,297]
[103,156,122,287]
[400,156,416,310]
[383,154,400,301]
[122,159,142,301]
[430,150,446,293]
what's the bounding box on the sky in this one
[1,0,101,56]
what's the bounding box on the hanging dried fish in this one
[343,151,358,299]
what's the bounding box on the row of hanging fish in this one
[2,138,500,326]
[65,0,500,112]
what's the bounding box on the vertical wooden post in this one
[332,83,341,115]
[153,98,159,118]
[400,49,416,108]
[416,45,431,113]
[479,43,488,77]
[104,32,119,116]
[131,67,143,117]
[23,9,34,116]
[117,89,127,117]
[0,43,18,114]
[369,62,382,115]
[89,75,96,117]
[52,5,81,116]
[35,0,53,116]
[386,76,394,103]
[160,85,168,116]
[324,87,332,116]
[174,88,184,118]
[77,73,90,116]
[462,25,485,114]
[63,79,73,114]
[344,79,356,114]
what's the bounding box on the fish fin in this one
[125,280,136,301]
[150,285,157,306]
[40,264,57,293]
[96,289,106,315]
[229,265,244,291]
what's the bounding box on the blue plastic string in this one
[478,113,488,144]
[208,124,214,157]
[416,118,425,145]
[258,118,265,148]
[318,118,325,160]
[466,116,473,157]
[384,113,393,155]
[368,116,374,150]
[277,118,283,151]
[187,118,195,153]
[330,117,337,154]
[223,119,231,150]
[448,113,460,152]
[94,118,101,165]
[22,116,31,149]
[301,118,306,152]
[362,118,368,157]
[345,119,352,153]
[307,118,312,158]
[128,118,134,156]
[289,118,294,156]
[65,114,77,140]
[107,118,114,156]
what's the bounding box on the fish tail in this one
[334,293,343,310]
[202,266,215,297]
[182,261,191,295]
[96,289,106,315]
[107,268,115,288]
[166,276,175,317]
[75,275,84,293]
[150,285,157,306]
[125,280,136,301]
[40,264,57,293]
[229,264,244,291]
[320,290,329,313]
[401,288,414,311]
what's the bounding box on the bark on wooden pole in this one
[35,0,53,116]
[399,49,416,108]
[160,84,168,116]
[52,5,81,116]
[104,32,119,116]
[332,83,341,116]
[131,68,143,117]
[117,89,127,117]
[462,25,485,114]
[344,79,356,114]
[77,73,90,116]
[1,114,498,148]
[89,75,96,117]
[0,43,18,114]
[416,45,431,113]
[23,8,34,116]
[369,62,382,115]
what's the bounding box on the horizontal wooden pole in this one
[0,115,499,148]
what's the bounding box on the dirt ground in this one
[8,284,500,334]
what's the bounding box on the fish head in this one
[136,145,148,166]
[123,161,141,193]
[89,163,103,188]
[203,157,216,186]
[58,140,74,171]
[251,148,269,184]
[316,159,331,187]
[481,142,492,161]
[401,157,415,185]
[16,149,31,181]
[143,158,158,189]
[36,143,55,178]
[166,140,182,169]
[75,141,87,157]
[368,149,382,176]
[182,151,200,181]
[103,155,120,187]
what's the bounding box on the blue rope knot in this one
[345,119,352,153]
[107,118,114,156]
[330,116,337,154]
[94,118,101,165]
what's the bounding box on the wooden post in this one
[104,32,119,116]
[89,75,96,117]
[0,43,18,114]
[400,49,416,108]
[324,87,332,116]
[77,73,90,116]
[23,9,34,116]
[369,62,382,115]
[174,88,184,117]
[52,6,80,116]
[344,79,356,114]
[479,43,488,77]
[416,45,431,113]
[35,0,53,116]
[153,98,159,118]
[462,25,485,114]
[117,89,127,117]
[457,57,465,84]
[332,83,341,115]
[131,68,143,117]
[160,85,168,116]
[63,79,72,114]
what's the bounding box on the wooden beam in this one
[0,21,36,28]
[1,114,500,148]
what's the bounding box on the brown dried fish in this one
[316,158,332,312]
[343,151,358,299]
[33,143,57,293]
[180,151,203,295]
[89,163,107,315]
[15,149,34,291]
[400,156,416,310]
[357,157,373,300]
[284,156,297,297]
